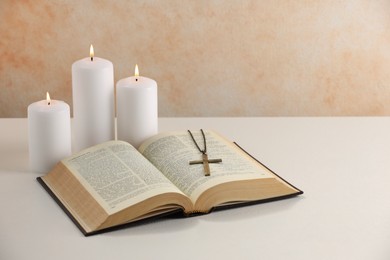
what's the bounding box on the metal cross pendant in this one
[189,153,222,176]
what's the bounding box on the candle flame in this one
[135,64,139,77]
[46,92,51,105]
[90,44,94,61]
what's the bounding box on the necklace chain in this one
[187,129,207,154]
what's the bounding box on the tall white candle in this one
[72,45,114,151]
[116,64,158,148]
[28,92,71,173]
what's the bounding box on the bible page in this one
[62,141,185,214]
[138,131,273,203]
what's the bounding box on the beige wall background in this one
[1,0,390,117]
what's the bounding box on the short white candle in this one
[116,64,158,148]
[72,45,115,151]
[28,92,71,173]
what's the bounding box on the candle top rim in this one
[72,57,113,69]
[116,76,157,87]
[28,100,70,112]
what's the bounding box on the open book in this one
[37,130,303,236]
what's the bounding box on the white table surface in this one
[1,117,390,260]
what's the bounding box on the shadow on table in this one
[203,195,304,223]
[0,145,29,173]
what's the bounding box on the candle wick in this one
[136,78,138,82]
[91,56,93,62]
[48,101,51,106]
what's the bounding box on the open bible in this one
[37,130,303,236]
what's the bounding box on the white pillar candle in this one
[116,64,158,148]
[72,45,114,151]
[28,92,71,173]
